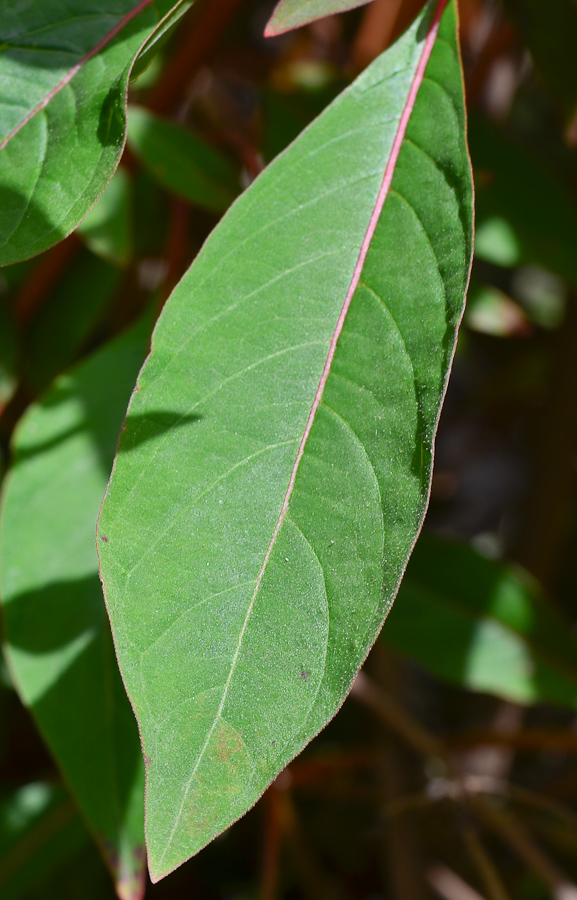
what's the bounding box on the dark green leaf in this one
[0,0,192,266]
[99,0,472,879]
[0,325,150,899]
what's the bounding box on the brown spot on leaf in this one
[215,721,245,774]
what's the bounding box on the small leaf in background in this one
[387,535,577,707]
[0,325,150,900]
[511,266,566,330]
[99,0,472,879]
[465,283,531,338]
[265,0,372,35]
[475,217,521,269]
[0,0,192,266]
[77,169,133,268]
[127,106,239,213]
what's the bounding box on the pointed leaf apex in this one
[265,0,372,37]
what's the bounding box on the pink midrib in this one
[0,0,155,151]
[253,0,448,594]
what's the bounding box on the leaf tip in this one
[104,841,147,900]
[147,857,168,885]
[263,6,284,37]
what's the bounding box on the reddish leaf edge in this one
[264,0,372,37]
[97,0,469,883]
[0,0,155,151]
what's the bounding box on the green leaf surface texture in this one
[388,535,577,707]
[98,0,473,880]
[0,327,150,900]
[265,0,372,35]
[0,0,192,266]
[127,106,239,213]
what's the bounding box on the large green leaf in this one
[265,0,372,35]
[0,326,150,899]
[99,0,472,880]
[0,0,192,266]
[387,535,577,707]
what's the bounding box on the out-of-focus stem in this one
[147,0,247,115]
[462,824,511,900]
[471,795,577,900]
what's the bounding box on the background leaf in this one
[126,106,239,213]
[99,0,472,880]
[0,0,192,266]
[386,534,577,707]
[265,0,373,36]
[77,168,133,267]
[0,325,150,900]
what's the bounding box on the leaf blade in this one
[99,0,473,879]
[0,1,156,147]
[0,0,192,265]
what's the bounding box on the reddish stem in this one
[147,0,247,115]
[14,234,81,327]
